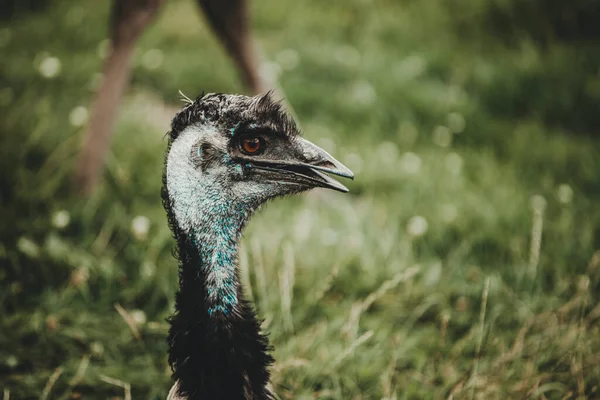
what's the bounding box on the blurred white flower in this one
[131,215,151,241]
[351,80,376,105]
[400,152,422,175]
[334,45,361,67]
[52,210,71,229]
[17,237,40,258]
[530,194,547,212]
[275,49,299,71]
[259,61,282,82]
[38,56,61,79]
[130,309,147,325]
[447,112,466,133]
[557,184,573,204]
[141,260,156,279]
[69,106,89,127]
[407,215,428,237]
[142,48,164,70]
[321,228,338,246]
[5,355,18,368]
[90,341,104,357]
[424,261,442,286]
[440,203,458,223]
[445,152,463,175]
[433,125,452,147]
[393,54,427,82]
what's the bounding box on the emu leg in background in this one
[197,0,269,94]
[74,0,166,196]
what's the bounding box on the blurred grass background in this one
[1,0,600,398]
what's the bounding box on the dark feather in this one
[170,92,300,142]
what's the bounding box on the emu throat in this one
[188,203,246,315]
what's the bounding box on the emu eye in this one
[240,137,264,155]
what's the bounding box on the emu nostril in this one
[312,160,336,169]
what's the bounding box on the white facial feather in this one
[167,125,243,314]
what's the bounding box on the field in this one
[1,0,600,398]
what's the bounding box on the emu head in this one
[165,92,353,233]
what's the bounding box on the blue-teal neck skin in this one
[188,200,249,316]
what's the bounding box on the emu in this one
[162,92,353,399]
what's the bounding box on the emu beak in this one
[294,137,354,193]
[243,137,354,192]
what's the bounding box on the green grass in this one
[1,0,600,398]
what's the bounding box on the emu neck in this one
[166,198,273,396]
[165,129,273,399]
